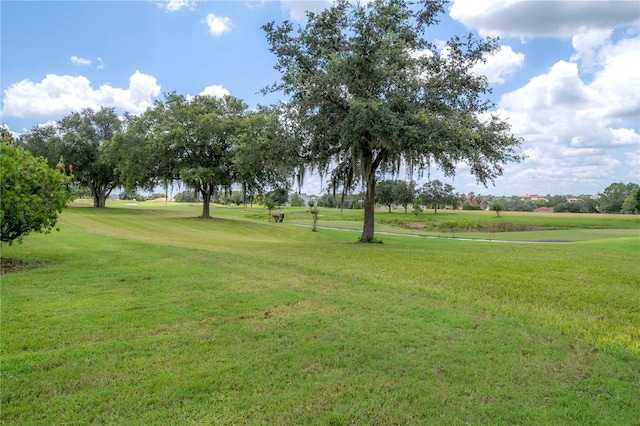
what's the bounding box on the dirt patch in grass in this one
[402,222,425,230]
[0,258,50,275]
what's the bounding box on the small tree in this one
[290,193,306,207]
[418,180,458,214]
[376,180,395,212]
[491,203,503,217]
[1,132,74,244]
[309,202,319,232]
[264,188,288,220]
[394,180,415,213]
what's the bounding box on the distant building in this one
[461,196,488,210]
[520,193,549,203]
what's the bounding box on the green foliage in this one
[376,180,416,213]
[263,0,523,242]
[621,187,640,214]
[19,107,122,208]
[413,202,423,217]
[598,182,639,213]
[118,191,144,201]
[310,205,319,231]
[484,195,536,212]
[554,201,586,213]
[491,202,503,217]
[109,94,247,218]
[418,180,459,214]
[290,193,306,207]
[174,190,200,203]
[263,188,288,210]
[376,180,395,212]
[393,180,415,213]
[233,105,300,203]
[0,136,73,244]
[316,193,337,208]
[463,202,483,210]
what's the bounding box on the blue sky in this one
[1,0,639,196]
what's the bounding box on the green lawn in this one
[2,202,639,424]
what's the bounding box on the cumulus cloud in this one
[473,45,524,84]
[1,70,161,119]
[570,28,612,71]
[206,13,233,36]
[493,34,640,193]
[161,0,195,12]
[71,55,92,66]
[449,0,640,38]
[200,84,230,98]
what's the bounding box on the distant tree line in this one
[307,180,640,215]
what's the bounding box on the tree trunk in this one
[360,171,376,243]
[94,193,107,208]
[90,183,109,208]
[201,190,212,218]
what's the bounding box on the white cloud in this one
[626,151,640,185]
[71,55,92,66]
[492,34,640,193]
[449,0,640,38]
[589,36,640,121]
[1,70,161,119]
[206,13,233,36]
[280,0,331,22]
[570,28,612,71]
[200,84,230,98]
[473,45,524,84]
[71,55,105,69]
[161,0,195,12]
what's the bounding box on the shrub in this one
[1,139,74,244]
[462,202,482,210]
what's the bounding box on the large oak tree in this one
[108,93,244,218]
[107,94,298,218]
[263,0,523,242]
[19,107,122,208]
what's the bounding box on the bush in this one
[290,193,306,207]
[1,139,74,244]
[554,201,584,213]
[462,203,482,210]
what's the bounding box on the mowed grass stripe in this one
[1,205,638,424]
